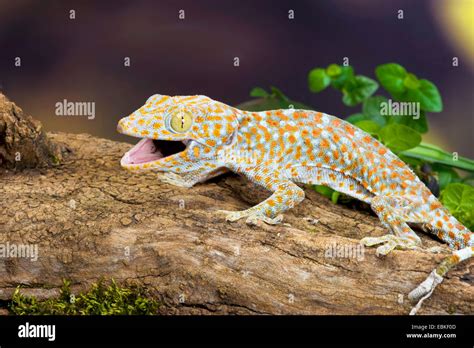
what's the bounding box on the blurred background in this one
[0,0,472,156]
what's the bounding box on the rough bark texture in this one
[0,93,65,169]
[0,130,472,315]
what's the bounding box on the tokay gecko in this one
[117,94,473,314]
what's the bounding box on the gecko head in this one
[117,94,239,171]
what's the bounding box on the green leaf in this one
[431,163,460,191]
[238,86,314,111]
[379,124,421,153]
[440,183,474,230]
[385,110,428,134]
[399,79,443,112]
[402,142,474,172]
[270,86,289,101]
[342,75,378,106]
[313,185,334,199]
[326,64,342,77]
[250,87,269,98]
[362,95,389,127]
[345,113,367,125]
[308,68,331,93]
[398,154,423,166]
[331,191,340,204]
[403,73,421,90]
[331,66,354,90]
[375,63,407,97]
[354,120,380,136]
[376,63,442,112]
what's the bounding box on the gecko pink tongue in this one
[123,138,163,165]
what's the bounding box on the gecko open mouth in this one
[120,138,187,166]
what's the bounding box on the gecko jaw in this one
[120,137,187,167]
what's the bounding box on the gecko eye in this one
[170,110,193,133]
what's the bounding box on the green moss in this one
[8,279,160,315]
[50,154,61,165]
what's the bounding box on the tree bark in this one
[0,94,65,169]
[0,96,472,315]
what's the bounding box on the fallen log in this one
[0,96,472,315]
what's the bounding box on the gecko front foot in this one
[246,213,283,226]
[360,234,419,256]
[216,209,283,225]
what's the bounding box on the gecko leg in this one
[360,195,423,255]
[217,170,305,225]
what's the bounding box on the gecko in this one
[117,94,473,313]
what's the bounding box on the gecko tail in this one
[409,204,473,314]
[408,243,474,315]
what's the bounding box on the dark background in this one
[0,0,472,156]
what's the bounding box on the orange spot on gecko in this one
[463,233,471,245]
[320,139,330,149]
[363,136,372,143]
[344,124,355,136]
[285,124,298,132]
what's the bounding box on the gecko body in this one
[117,94,473,311]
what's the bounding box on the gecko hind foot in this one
[360,234,419,256]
